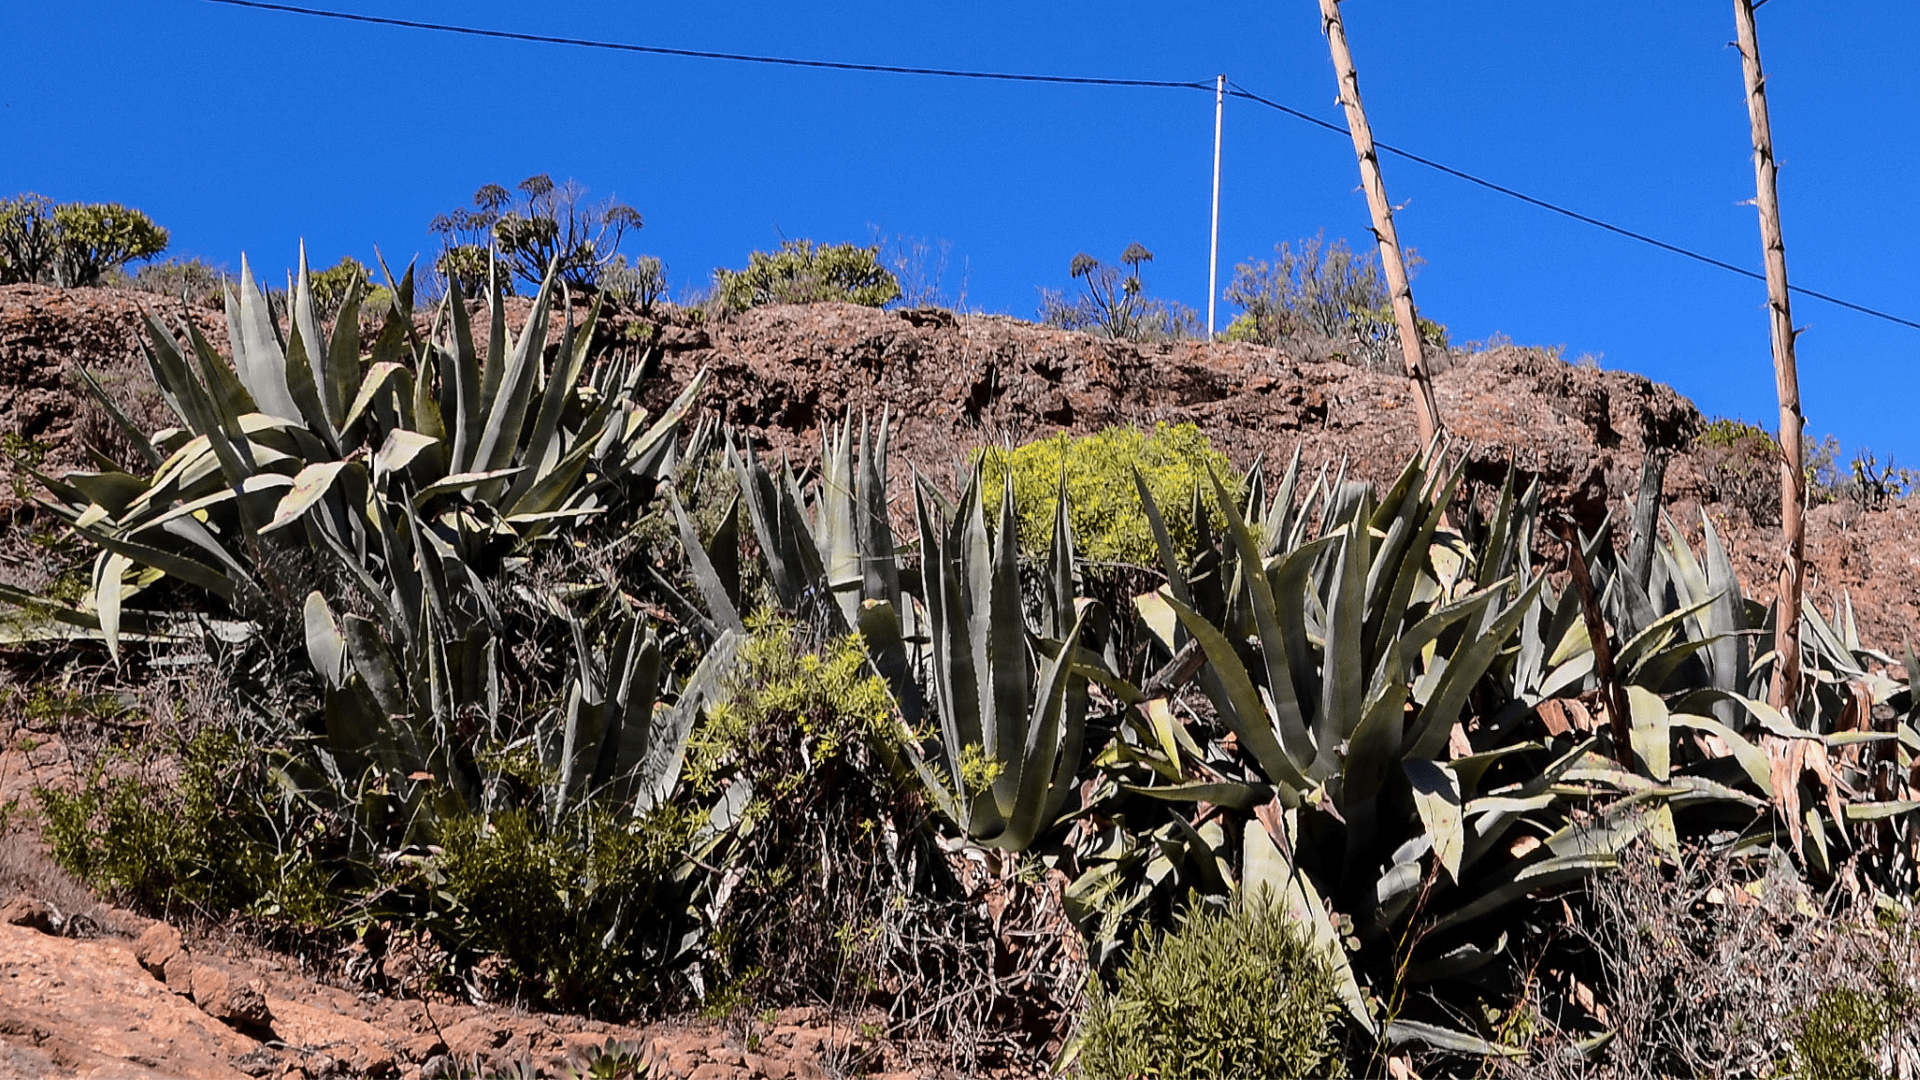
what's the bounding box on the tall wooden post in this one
[1733,0,1805,716]
[1317,0,1443,447]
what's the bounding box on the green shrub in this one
[0,193,168,286]
[430,174,645,293]
[50,202,169,287]
[977,422,1235,565]
[307,255,369,315]
[601,253,666,312]
[1796,987,1895,1080]
[686,617,899,794]
[1697,417,1775,450]
[1224,233,1444,361]
[4,430,49,502]
[714,239,900,313]
[1221,310,1265,343]
[1070,895,1348,1080]
[121,256,227,306]
[683,616,919,1004]
[0,193,59,283]
[1226,233,1386,346]
[1696,417,1782,524]
[434,804,701,1009]
[36,729,329,921]
[434,242,496,298]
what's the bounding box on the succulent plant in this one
[1110,450,1673,1046]
[5,249,716,846]
[710,413,1099,853]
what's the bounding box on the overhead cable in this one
[199,0,1919,332]
[197,0,1211,90]
[1225,83,1920,331]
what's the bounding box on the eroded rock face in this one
[0,912,931,1079]
[0,288,1910,647]
[0,289,1706,518]
[0,284,221,478]
[625,305,1699,525]
[133,921,184,975]
[0,921,260,1079]
[0,895,56,934]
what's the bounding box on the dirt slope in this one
[635,304,1696,523]
[0,285,1910,647]
[0,286,1913,1078]
[628,302,1912,651]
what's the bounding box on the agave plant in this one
[1571,492,1920,883]
[1095,449,1682,1049]
[903,465,1095,850]
[692,414,1103,854]
[8,248,714,828]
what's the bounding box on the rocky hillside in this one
[1,284,1914,651]
[0,284,1916,1079]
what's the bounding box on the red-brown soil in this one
[4,285,1908,648]
[627,302,1913,653]
[0,285,1914,1078]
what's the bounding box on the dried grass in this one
[1494,845,1920,1080]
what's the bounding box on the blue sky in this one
[4,2,1916,466]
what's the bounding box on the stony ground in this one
[1,724,950,1080]
[0,914,913,1080]
[0,283,1913,1078]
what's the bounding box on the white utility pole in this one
[1208,73,1226,337]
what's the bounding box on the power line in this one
[199,0,1920,333]
[1226,83,1920,332]
[197,0,1211,90]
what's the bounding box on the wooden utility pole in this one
[1317,0,1443,447]
[1733,0,1805,716]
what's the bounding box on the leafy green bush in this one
[0,194,59,283]
[713,239,900,313]
[50,202,170,287]
[1696,417,1774,450]
[686,618,899,792]
[1224,233,1445,362]
[434,805,702,1009]
[120,256,227,306]
[684,615,919,1004]
[0,193,168,286]
[36,718,706,1010]
[1796,987,1894,1080]
[434,242,495,299]
[1696,417,1782,524]
[36,729,330,921]
[1038,244,1200,342]
[307,255,369,316]
[1070,896,1348,1079]
[977,422,1234,565]
[600,253,667,312]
